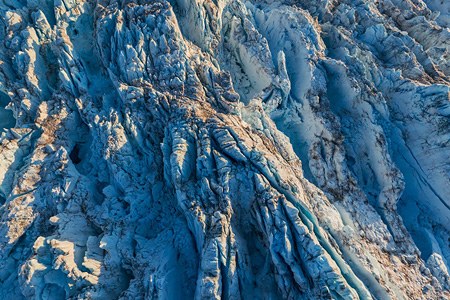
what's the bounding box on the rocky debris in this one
[0,0,449,299]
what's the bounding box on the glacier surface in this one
[0,0,449,299]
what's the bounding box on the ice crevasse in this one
[0,0,449,299]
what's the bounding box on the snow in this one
[0,0,449,299]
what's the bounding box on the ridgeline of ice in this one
[0,0,449,299]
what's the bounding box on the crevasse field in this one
[0,0,449,299]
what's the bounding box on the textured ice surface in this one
[0,0,449,299]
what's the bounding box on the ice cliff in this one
[0,0,449,299]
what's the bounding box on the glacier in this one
[0,0,449,299]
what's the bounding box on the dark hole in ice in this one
[70,144,82,164]
[0,91,16,130]
[73,28,78,35]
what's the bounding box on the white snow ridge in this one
[0,0,449,299]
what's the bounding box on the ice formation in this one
[0,0,449,299]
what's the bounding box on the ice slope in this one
[0,91,15,127]
[0,0,449,299]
